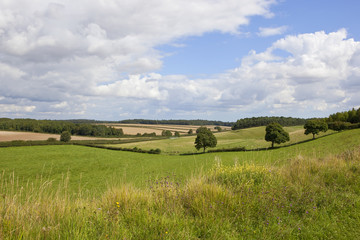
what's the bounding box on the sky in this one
[0,0,359,121]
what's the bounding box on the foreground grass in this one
[1,147,360,239]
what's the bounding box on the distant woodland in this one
[0,118,123,137]
[118,119,234,126]
[232,117,307,130]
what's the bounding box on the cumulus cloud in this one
[0,0,275,119]
[257,25,288,37]
[1,1,359,120]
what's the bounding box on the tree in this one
[214,126,222,132]
[174,131,180,137]
[60,131,71,142]
[161,130,172,137]
[304,119,328,139]
[194,127,217,152]
[265,123,290,148]
[188,129,193,135]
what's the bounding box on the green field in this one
[0,128,357,194]
[104,126,333,154]
[1,128,360,239]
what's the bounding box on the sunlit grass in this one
[104,126,333,154]
[1,146,360,239]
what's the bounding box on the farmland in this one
[104,126,333,154]
[1,127,360,239]
[105,123,232,135]
[0,130,119,142]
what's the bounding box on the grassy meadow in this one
[104,126,333,154]
[1,128,360,239]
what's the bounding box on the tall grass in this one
[1,148,360,239]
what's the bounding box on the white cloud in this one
[0,104,36,113]
[0,0,276,119]
[257,26,288,37]
[1,1,359,120]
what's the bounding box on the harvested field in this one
[0,131,117,142]
[106,123,231,135]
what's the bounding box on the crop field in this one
[0,130,116,142]
[104,126,334,154]
[106,123,231,135]
[1,128,360,239]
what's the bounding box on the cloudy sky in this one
[1,0,359,121]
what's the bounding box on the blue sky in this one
[0,0,360,121]
[158,0,360,76]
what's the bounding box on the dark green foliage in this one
[328,107,360,123]
[174,131,180,137]
[208,146,246,153]
[304,119,328,139]
[0,118,124,137]
[265,123,290,148]
[188,129,193,135]
[232,116,306,130]
[47,137,57,142]
[214,126,222,132]
[194,127,217,152]
[161,130,172,137]
[60,131,71,142]
[327,107,360,131]
[142,132,156,137]
[76,144,161,154]
[119,119,233,126]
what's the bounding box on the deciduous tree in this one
[304,119,328,139]
[265,123,290,148]
[194,127,217,152]
[60,131,71,142]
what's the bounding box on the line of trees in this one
[119,119,233,126]
[232,116,306,130]
[327,108,360,123]
[0,118,123,137]
[327,107,360,131]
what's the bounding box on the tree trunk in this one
[271,141,274,148]
[203,147,206,152]
[313,134,315,139]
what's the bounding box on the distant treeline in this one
[232,117,307,130]
[0,118,123,137]
[327,107,360,131]
[118,119,234,126]
[327,108,360,123]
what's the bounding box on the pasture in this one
[1,128,360,239]
[104,126,333,154]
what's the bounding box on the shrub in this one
[60,131,71,142]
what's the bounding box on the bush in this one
[60,131,71,142]
[47,137,57,142]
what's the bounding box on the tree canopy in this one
[232,116,306,130]
[0,118,123,137]
[265,123,290,148]
[194,127,217,152]
[60,131,71,142]
[304,119,328,139]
